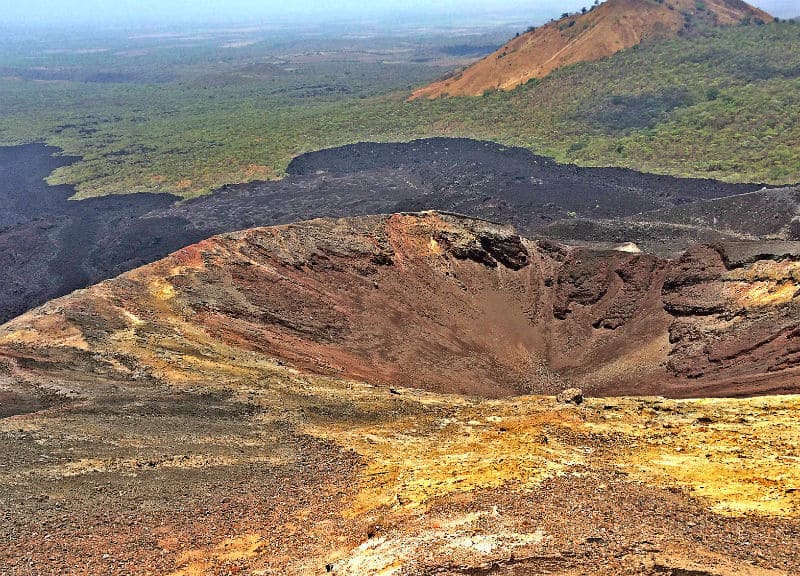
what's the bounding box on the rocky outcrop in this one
[663,243,800,392]
[556,387,584,404]
[433,223,529,270]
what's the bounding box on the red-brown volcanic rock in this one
[2,212,800,399]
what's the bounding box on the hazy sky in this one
[0,0,795,27]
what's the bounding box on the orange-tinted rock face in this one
[193,214,671,397]
[410,0,773,99]
[2,212,800,399]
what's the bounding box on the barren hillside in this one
[411,0,773,99]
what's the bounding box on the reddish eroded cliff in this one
[1,212,799,399]
[663,244,800,395]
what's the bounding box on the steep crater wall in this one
[2,212,800,398]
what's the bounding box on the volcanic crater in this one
[2,143,800,576]
[3,211,800,401]
[1,212,799,574]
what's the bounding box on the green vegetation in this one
[1,22,799,197]
[0,61,440,197]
